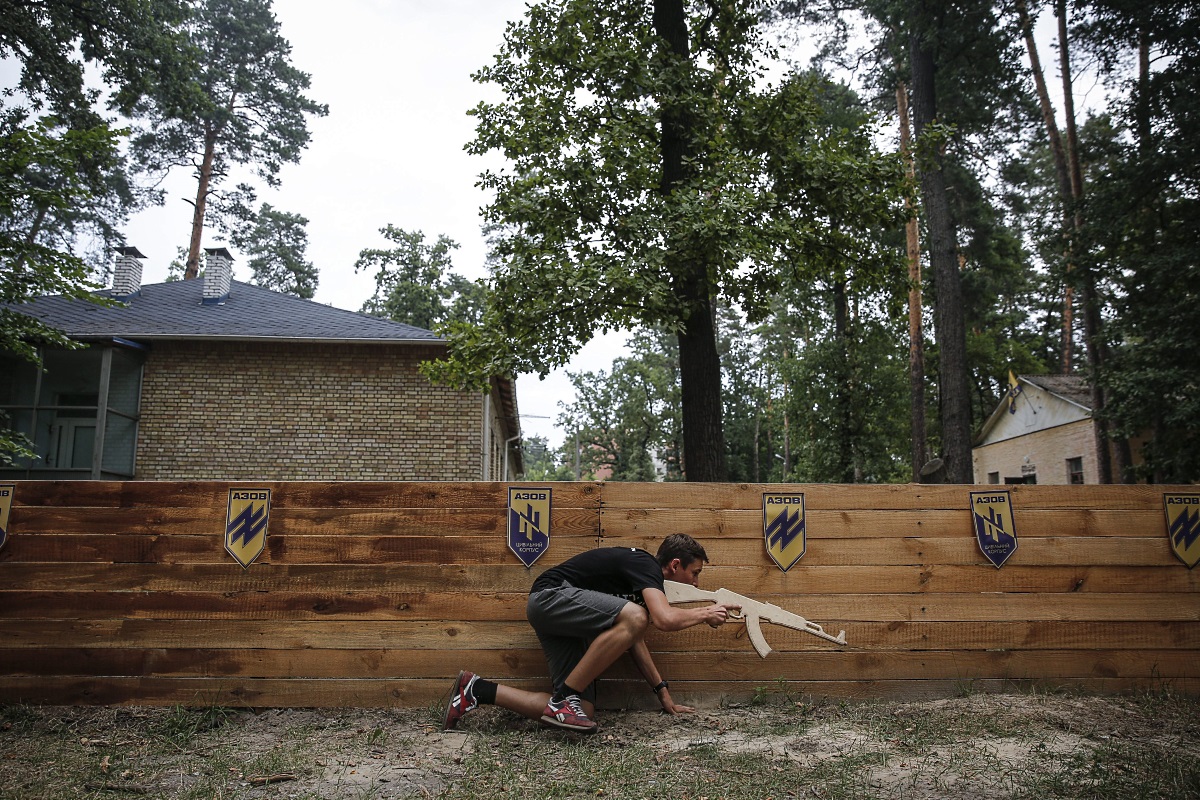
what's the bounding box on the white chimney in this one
[202,247,234,305]
[111,246,146,298]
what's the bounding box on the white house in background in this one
[972,374,1138,485]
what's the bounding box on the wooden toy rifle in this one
[664,580,847,657]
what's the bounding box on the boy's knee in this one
[619,602,649,635]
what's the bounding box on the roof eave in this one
[68,334,445,345]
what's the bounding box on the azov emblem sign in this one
[970,490,1018,568]
[1164,493,1200,569]
[763,493,806,572]
[225,488,270,569]
[0,484,12,552]
[508,487,550,568]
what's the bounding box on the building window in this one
[0,344,144,479]
[1067,456,1084,484]
[988,471,1000,484]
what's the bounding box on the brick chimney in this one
[111,246,146,298]
[202,247,234,305]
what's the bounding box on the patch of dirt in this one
[2,691,1197,799]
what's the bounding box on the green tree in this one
[1073,1,1200,481]
[431,0,907,482]
[521,435,576,480]
[0,0,194,122]
[1,122,124,358]
[0,0,195,282]
[356,226,487,330]
[774,1,1031,482]
[230,202,318,299]
[1,0,192,463]
[433,0,772,481]
[754,72,910,482]
[129,0,328,281]
[558,329,682,482]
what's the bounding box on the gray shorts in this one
[526,584,630,702]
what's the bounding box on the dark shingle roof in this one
[1022,374,1091,409]
[8,280,441,343]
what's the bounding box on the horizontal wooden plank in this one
[644,619,1200,652]
[4,562,1196,594]
[0,563,553,592]
[0,676,543,707]
[9,481,602,509]
[0,533,599,565]
[1,531,1181,567]
[4,619,1196,653]
[0,620,541,650]
[694,564,1200,594]
[3,675,1197,708]
[2,532,1180,568]
[599,508,1168,540]
[3,590,1195,623]
[6,507,601,539]
[0,590,532,621]
[616,649,1200,681]
[0,647,547,679]
[600,536,1179,567]
[597,482,1191,511]
[596,677,1200,708]
[15,480,1185,512]
[1,647,1193,682]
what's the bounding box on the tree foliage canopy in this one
[357,226,488,331]
[0,0,194,463]
[0,0,195,123]
[230,203,318,299]
[128,0,328,277]
[431,0,907,480]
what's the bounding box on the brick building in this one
[971,374,1134,485]
[1,248,522,482]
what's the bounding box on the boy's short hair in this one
[656,533,709,568]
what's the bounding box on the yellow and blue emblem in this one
[224,488,270,569]
[1164,493,1200,569]
[0,484,13,552]
[763,493,806,572]
[508,487,551,568]
[970,490,1018,568]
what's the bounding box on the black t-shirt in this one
[531,547,665,604]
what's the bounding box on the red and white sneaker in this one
[443,670,479,730]
[540,694,597,733]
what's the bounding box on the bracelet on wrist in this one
[651,680,668,694]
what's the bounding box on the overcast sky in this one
[119,0,628,451]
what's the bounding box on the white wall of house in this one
[972,381,1098,485]
[973,418,1098,485]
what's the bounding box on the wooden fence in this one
[0,481,1197,708]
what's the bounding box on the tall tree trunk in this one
[676,291,728,482]
[909,30,974,483]
[1056,0,1117,481]
[1057,0,1123,482]
[753,405,761,483]
[896,81,927,482]
[832,279,855,483]
[184,127,218,280]
[1016,0,1077,373]
[654,0,728,482]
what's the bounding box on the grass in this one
[437,732,864,800]
[1,691,1198,800]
